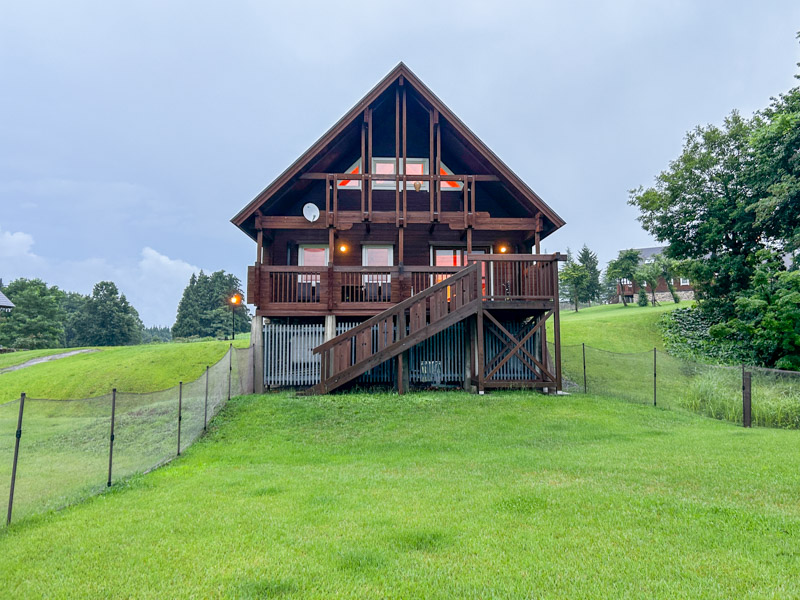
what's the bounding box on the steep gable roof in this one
[232,62,565,238]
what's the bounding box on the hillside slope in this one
[0,339,250,401]
[1,391,798,598]
[554,301,691,352]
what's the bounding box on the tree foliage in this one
[606,249,641,307]
[71,281,144,347]
[559,251,590,312]
[576,244,602,304]
[172,271,249,339]
[0,278,64,349]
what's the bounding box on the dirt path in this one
[0,349,99,374]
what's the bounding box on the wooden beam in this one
[395,85,400,227]
[434,109,441,220]
[300,173,499,181]
[256,213,541,231]
[429,107,434,221]
[402,84,407,227]
[361,112,366,220]
[367,107,373,220]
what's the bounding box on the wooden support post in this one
[256,229,263,264]
[552,262,562,391]
[476,308,485,393]
[7,393,25,526]
[367,107,373,220]
[464,317,472,391]
[402,84,407,226]
[107,389,116,487]
[534,232,541,254]
[395,84,400,227]
[435,111,441,219]
[742,368,752,428]
[429,107,434,221]
[361,113,367,219]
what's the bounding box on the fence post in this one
[177,382,183,456]
[742,368,752,428]
[228,343,233,401]
[7,392,25,526]
[203,366,209,431]
[653,348,657,407]
[582,343,587,394]
[251,343,255,394]
[107,389,116,487]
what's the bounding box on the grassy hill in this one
[0,338,250,402]
[1,391,798,598]
[552,301,692,352]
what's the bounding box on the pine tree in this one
[576,244,601,304]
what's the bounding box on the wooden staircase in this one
[306,263,481,395]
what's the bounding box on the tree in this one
[654,254,681,303]
[576,244,601,304]
[60,291,89,347]
[635,261,662,306]
[72,281,143,346]
[606,249,641,307]
[628,111,760,312]
[172,270,249,339]
[0,278,64,349]
[142,326,172,344]
[559,252,590,312]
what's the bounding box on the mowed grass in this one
[551,301,692,352]
[0,339,250,401]
[1,391,799,598]
[0,348,78,370]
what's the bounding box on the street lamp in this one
[229,293,242,340]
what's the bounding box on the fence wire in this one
[1,345,253,527]
[555,343,800,429]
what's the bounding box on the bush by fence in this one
[556,343,800,429]
[1,345,254,527]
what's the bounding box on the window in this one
[362,244,393,299]
[372,158,429,191]
[362,244,393,267]
[620,278,631,285]
[680,278,690,286]
[297,245,328,288]
[338,160,361,189]
[438,162,463,191]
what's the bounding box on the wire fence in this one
[1,344,254,527]
[555,343,800,429]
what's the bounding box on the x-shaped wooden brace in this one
[483,310,555,382]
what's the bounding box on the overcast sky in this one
[1,1,798,326]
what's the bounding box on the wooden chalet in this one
[232,63,567,394]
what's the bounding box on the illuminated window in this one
[372,158,429,191]
[338,160,361,188]
[439,162,463,191]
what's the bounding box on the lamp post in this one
[229,293,241,341]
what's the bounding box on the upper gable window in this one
[338,158,462,191]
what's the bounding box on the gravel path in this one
[0,349,99,374]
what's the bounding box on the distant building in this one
[614,246,695,304]
[0,289,14,313]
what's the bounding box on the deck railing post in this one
[582,343,587,394]
[177,382,183,456]
[203,366,209,431]
[742,368,752,428]
[6,392,25,526]
[107,389,116,487]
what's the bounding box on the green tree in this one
[60,291,89,347]
[576,244,601,304]
[0,278,64,349]
[72,281,143,346]
[559,252,590,312]
[653,254,681,303]
[172,270,249,339]
[628,112,760,312]
[606,249,641,307]
[635,261,662,306]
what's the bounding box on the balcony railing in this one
[247,255,561,314]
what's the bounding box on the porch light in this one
[499,245,509,253]
[339,244,348,253]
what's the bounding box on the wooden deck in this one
[300,255,565,395]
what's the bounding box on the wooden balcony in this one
[248,255,562,317]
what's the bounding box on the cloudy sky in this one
[2,1,798,326]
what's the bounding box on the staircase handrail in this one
[312,262,480,355]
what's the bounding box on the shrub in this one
[637,289,649,307]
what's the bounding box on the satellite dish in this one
[302,203,320,223]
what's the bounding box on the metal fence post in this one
[653,348,657,407]
[742,368,752,428]
[228,343,233,401]
[7,392,25,526]
[582,343,587,394]
[177,382,183,456]
[203,366,209,431]
[107,389,116,487]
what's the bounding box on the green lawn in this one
[0,339,250,402]
[552,301,692,352]
[1,391,798,598]
[0,348,78,370]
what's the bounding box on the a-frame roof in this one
[232,62,565,239]
[0,290,14,312]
